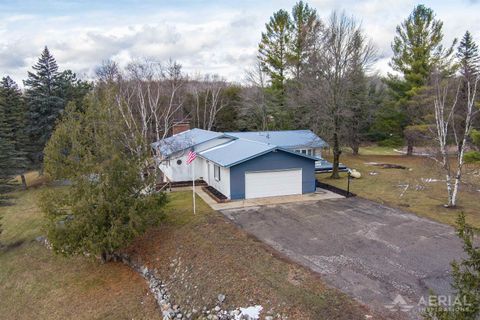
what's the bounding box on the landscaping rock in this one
[113,252,267,320]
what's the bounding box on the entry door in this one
[245,169,302,199]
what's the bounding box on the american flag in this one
[186,150,196,164]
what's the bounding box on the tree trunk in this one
[20,174,27,190]
[406,141,413,156]
[330,132,341,179]
[351,144,359,156]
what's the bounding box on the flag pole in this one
[192,160,196,214]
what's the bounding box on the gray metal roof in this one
[225,130,328,149]
[199,139,318,168]
[151,128,224,157]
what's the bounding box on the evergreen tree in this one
[424,212,480,319]
[386,5,455,155]
[258,9,292,93]
[0,92,18,204]
[24,47,65,168]
[288,1,321,79]
[0,77,28,180]
[258,9,294,129]
[56,70,92,113]
[41,93,167,261]
[465,129,480,163]
[457,31,480,81]
[457,31,480,132]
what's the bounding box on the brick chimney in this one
[172,122,190,135]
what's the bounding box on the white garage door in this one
[245,169,302,199]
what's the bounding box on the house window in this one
[301,149,307,154]
[214,164,221,181]
[307,149,313,156]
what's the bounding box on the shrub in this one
[41,94,167,260]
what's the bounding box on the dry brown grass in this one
[124,192,377,320]
[0,182,160,320]
[318,147,480,228]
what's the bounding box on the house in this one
[152,128,334,200]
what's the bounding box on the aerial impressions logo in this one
[384,295,414,312]
[385,294,473,313]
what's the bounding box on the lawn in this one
[318,147,480,228]
[1,176,376,319]
[0,184,160,320]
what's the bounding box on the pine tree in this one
[457,31,480,81]
[1,77,26,150]
[465,129,480,163]
[424,212,480,319]
[288,1,321,79]
[1,76,28,188]
[56,70,92,113]
[258,9,292,93]
[457,31,480,132]
[387,5,456,155]
[0,92,18,204]
[24,47,65,168]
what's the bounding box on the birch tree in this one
[431,69,479,207]
[102,59,187,159]
[190,74,228,130]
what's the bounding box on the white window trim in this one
[214,164,221,181]
[294,148,313,156]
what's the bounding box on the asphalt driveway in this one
[221,198,464,319]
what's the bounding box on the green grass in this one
[0,185,160,320]
[318,147,480,228]
[164,192,212,226]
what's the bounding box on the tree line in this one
[0,2,479,205]
[2,3,479,189]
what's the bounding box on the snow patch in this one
[236,305,263,320]
[421,178,444,183]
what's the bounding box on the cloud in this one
[0,0,479,86]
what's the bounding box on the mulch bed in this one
[316,180,356,198]
[202,186,229,203]
[156,179,207,190]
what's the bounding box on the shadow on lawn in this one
[0,239,25,254]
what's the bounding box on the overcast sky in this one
[1,0,479,85]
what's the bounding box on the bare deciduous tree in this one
[303,11,376,178]
[242,62,270,130]
[190,74,228,130]
[102,59,187,159]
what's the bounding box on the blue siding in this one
[229,150,316,200]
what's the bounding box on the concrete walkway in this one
[195,187,343,210]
